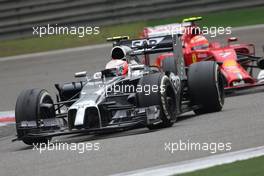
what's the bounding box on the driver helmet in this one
[190,35,209,50]
[105,59,128,76]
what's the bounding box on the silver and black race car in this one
[14,34,224,145]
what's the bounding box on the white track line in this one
[0,110,15,117]
[0,24,264,62]
[112,146,264,176]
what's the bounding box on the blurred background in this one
[0,0,264,57]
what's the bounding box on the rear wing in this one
[107,34,187,80]
[110,35,174,50]
[143,16,202,38]
[143,22,191,38]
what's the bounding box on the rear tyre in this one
[188,61,224,114]
[162,56,177,75]
[15,89,55,145]
[137,73,177,129]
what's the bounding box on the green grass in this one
[1,6,264,57]
[177,156,264,176]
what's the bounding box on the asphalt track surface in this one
[0,26,264,176]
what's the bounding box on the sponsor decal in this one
[197,53,208,58]
[192,53,197,63]
[219,52,232,58]
[132,37,164,47]
[223,60,237,67]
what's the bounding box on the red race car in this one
[142,17,264,92]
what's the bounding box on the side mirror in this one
[74,71,87,78]
[257,58,264,70]
[228,37,238,44]
[258,70,264,82]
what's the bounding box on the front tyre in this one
[188,61,224,114]
[15,89,55,145]
[137,73,177,129]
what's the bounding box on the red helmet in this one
[189,35,209,50]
